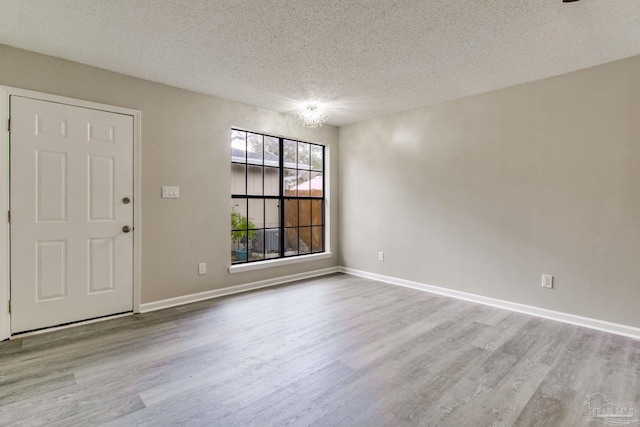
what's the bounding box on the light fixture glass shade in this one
[296,105,328,128]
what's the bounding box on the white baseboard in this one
[140,266,341,313]
[339,267,640,341]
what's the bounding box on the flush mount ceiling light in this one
[296,104,328,129]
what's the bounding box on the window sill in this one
[228,252,333,274]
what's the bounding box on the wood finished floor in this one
[1,273,640,427]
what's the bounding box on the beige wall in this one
[339,56,640,327]
[3,42,639,330]
[0,44,339,304]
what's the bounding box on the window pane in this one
[247,133,263,165]
[264,228,280,258]
[264,167,280,196]
[299,199,311,226]
[231,130,246,162]
[299,227,311,254]
[265,199,280,228]
[284,199,298,227]
[297,170,310,196]
[232,249,247,264]
[231,198,248,264]
[249,229,265,261]
[310,172,323,197]
[311,145,323,171]
[264,136,279,167]
[248,199,264,229]
[283,139,297,168]
[283,168,297,196]
[231,163,246,195]
[312,226,324,252]
[311,200,323,225]
[298,142,310,169]
[285,228,298,256]
[247,165,263,195]
[231,198,247,231]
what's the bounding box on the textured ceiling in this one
[0,0,639,126]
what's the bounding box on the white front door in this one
[10,96,134,333]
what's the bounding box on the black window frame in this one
[231,129,325,264]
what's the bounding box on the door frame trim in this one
[0,86,142,340]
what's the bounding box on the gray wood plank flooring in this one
[1,273,640,426]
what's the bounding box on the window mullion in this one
[279,137,285,258]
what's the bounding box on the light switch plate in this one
[162,186,180,199]
[198,262,206,275]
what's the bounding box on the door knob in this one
[123,197,131,204]
[122,225,132,233]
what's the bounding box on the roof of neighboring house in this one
[231,147,279,166]
[293,175,323,191]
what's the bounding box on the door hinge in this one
[7,118,10,133]
[8,300,11,314]
[7,210,10,223]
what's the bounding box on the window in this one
[231,129,324,264]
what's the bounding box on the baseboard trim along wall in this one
[339,267,640,341]
[141,265,640,340]
[140,266,341,313]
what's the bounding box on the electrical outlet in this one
[541,274,553,289]
[198,262,206,275]
[378,251,384,261]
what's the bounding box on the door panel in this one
[10,96,134,333]
[36,240,67,300]
[37,151,68,222]
[88,155,115,221]
[88,237,115,293]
